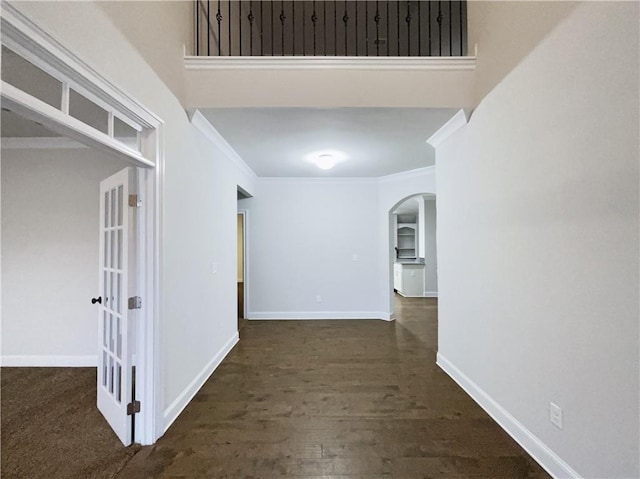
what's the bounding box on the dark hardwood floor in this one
[1,367,139,479]
[116,295,550,479]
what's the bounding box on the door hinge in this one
[128,194,141,208]
[127,400,141,415]
[128,296,142,310]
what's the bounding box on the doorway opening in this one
[1,2,164,447]
[237,186,251,332]
[388,193,438,318]
[1,112,145,449]
[237,212,245,326]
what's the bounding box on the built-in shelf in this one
[394,215,417,260]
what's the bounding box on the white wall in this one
[97,1,191,104]
[416,198,426,259]
[415,195,438,295]
[467,1,578,104]
[185,68,475,109]
[422,198,437,295]
[243,168,439,321]
[436,3,639,478]
[1,147,129,365]
[244,178,381,319]
[12,1,256,435]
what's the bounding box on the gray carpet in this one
[1,367,140,479]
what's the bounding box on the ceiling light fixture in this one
[315,154,336,170]
[305,150,348,170]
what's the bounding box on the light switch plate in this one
[550,402,563,430]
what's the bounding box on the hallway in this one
[116,296,549,478]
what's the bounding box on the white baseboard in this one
[163,332,239,433]
[246,311,389,320]
[397,291,438,298]
[436,353,581,479]
[0,355,97,367]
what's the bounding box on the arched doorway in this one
[387,193,437,319]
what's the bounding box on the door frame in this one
[1,2,164,445]
[237,209,249,321]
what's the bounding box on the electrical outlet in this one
[315,295,322,303]
[550,402,563,430]
[352,253,359,262]
[211,262,218,275]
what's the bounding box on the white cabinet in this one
[394,263,403,291]
[394,262,425,297]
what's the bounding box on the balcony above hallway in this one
[194,1,468,58]
[184,1,476,109]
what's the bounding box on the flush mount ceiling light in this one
[315,154,337,170]
[305,150,348,170]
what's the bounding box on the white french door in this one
[97,167,137,446]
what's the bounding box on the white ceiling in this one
[2,44,457,177]
[201,108,457,177]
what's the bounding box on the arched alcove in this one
[386,193,437,319]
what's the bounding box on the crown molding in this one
[259,176,379,185]
[426,109,470,148]
[257,166,435,185]
[378,165,436,184]
[189,109,257,179]
[185,55,476,71]
[1,136,88,149]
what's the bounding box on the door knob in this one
[91,296,102,304]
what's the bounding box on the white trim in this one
[397,291,438,298]
[149,123,165,445]
[247,311,389,320]
[378,166,436,184]
[61,82,70,114]
[185,55,477,71]
[1,137,87,149]
[237,210,249,321]
[259,167,435,185]
[426,108,469,148]
[189,109,257,179]
[1,81,154,168]
[259,176,379,185]
[163,332,239,433]
[1,355,97,367]
[436,353,582,479]
[1,1,161,129]
[194,168,433,185]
